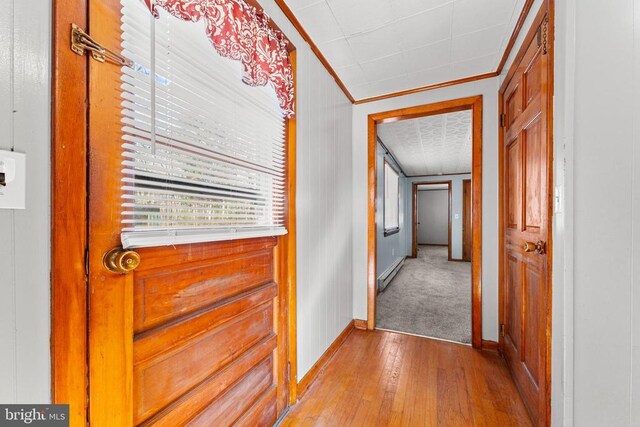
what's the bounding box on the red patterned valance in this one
[144,0,295,118]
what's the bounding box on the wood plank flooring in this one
[281,329,532,426]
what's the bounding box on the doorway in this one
[412,181,452,260]
[367,96,483,349]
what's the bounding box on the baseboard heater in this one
[377,256,405,292]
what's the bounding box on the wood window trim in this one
[411,181,452,261]
[382,159,401,237]
[367,95,484,350]
[51,3,298,424]
[498,1,554,425]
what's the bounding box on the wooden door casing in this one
[499,3,552,426]
[462,179,472,262]
[86,1,293,425]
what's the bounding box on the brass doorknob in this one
[103,247,141,274]
[522,240,546,255]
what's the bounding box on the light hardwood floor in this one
[282,329,532,426]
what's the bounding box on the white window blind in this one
[384,162,399,232]
[120,0,287,248]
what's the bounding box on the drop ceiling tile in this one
[294,1,344,43]
[403,39,451,72]
[405,64,454,88]
[451,24,506,62]
[286,0,324,11]
[335,64,366,88]
[393,3,453,51]
[319,38,357,68]
[347,25,403,63]
[451,53,497,78]
[452,0,516,36]
[389,0,453,20]
[326,0,395,36]
[360,52,407,82]
[367,74,411,96]
[349,83,371,100]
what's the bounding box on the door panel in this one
[500,10,551,427]
[524,116,544,231]
[87,1,287,425]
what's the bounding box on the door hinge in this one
[500,324,505,337]
[499,113,506,128]
[286,362,291,383]
[70,23,133,67]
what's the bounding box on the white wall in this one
[0,0,51,403]
[406,173,471,259]
[561,0,640,424]
[262,1,354,380]
[352,79,499,341]
[417,190,448,245]
[376,142,407,277]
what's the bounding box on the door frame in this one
[411,181,452,260]
[367,96,483,349]
[50,2,298,425]
[498,0,554,424]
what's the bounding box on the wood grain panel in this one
[507,139,522,229]
[134,284,277,364]
[234,386,278,427]
[186,357,275,426]
[524,51,543,106]
[523,264,542,386]
[140,335,276,426]
[134,303,274,424]
[506,84,522,129]
[134,250,273,333]
[524,116,543,231]
[506,255,522,353]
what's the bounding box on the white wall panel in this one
[0,0,51,403]
[352,78,499,340]
[568,0,639,425]
[261,1,354,380]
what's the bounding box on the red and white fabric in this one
[144,0,295,117]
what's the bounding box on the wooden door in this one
[87,1,290,425]
[462,179,472,262]
[500,11,551,427]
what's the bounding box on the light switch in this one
[454,213,459,220]
[0,150,26,209]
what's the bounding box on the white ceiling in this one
[377,110,472,176]
[284,0,525,100]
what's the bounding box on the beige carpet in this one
[376,246,472,344]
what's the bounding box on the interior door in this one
[462,179,472,262]
[500,12,551,427]
[87,1,289,425]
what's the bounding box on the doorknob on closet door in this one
[103,247,141,274]
[522,240,546,255]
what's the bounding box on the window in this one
[119,0,287,248]
[384,161,400,235]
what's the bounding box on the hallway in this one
[282,329,531,426]
[377,246,471,343]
